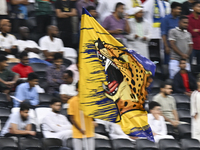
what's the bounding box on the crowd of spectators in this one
[1,0,200,149]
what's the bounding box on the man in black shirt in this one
[55,0,77,48]
[182,0,196,15]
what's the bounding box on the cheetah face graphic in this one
[95,39,152,115]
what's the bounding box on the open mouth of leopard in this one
[97,51,123,96]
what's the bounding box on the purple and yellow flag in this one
[79,8,156,142]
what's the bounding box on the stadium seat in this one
[177,110,191,123]
[27,3,35,17]
[0,93,9,107]
[159,139,180,150]
[30,63,48,78]
[95,139,112,150]
[19,137,42,150]
[35,107,52,131]
[147,93,156,102]
[166,124,177,139]
[95,124,109,137]
[0,137,18,150]
[181,139,200,150]
[111,139,135,150]
[42,138,62,150]
[39,93,53,107]
[162,64,169,80]
[136,139,157,150]
[26,17,37,31]
[151,78,162,93]
[38,78,48,92]
[6,63,18,70]
[172,94,190,110]
[191,65,200,77]
[178,124,191,139]
[0,107,11,129]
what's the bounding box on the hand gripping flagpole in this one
[80,110,89,150]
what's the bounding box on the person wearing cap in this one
[126,7,151,59]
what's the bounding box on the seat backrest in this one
[42,138,62,150]
[136,139,157,150]
[95,124,108,136]
[112,139,134,150]
[0,107,11,123]
[95,139,112,150]
[19,138,42,150]
[39,93,53,103]
[30,63,48,72]
[159,139,180,150]
[172,94,190,103]
[178,124,191,139]
[181,139,200,150]
[0,137,18,149]
[178,110,191,123]
[6,63,18,70]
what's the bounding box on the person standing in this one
[182,0,195,16]
[161,2,182,64]
[191,78,200,142]
[126,7,151,59]
[68,82,95,150]
[55,0,77,47]
[168,16,193,79]
[188,1,200,64]
[102,2,130,41]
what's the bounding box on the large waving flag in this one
[79,8,156,142]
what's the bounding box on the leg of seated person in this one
[29,58,52,66]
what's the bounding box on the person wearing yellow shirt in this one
[68,82,95,150]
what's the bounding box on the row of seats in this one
[0,137,200,150]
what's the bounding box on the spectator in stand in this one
[55,0,77,47]
[1,102,36,137]
[188,1,200,64]
[126,7,151,59]
[10,0,28,33]
[60,70,78,109]
[68,82,95,150]
[153,82,180,127]
[0,0,8,20]
[97,0,142,24]
[14,26,52,66]
[42,98,72,146]
[182,0,195,16]
[0,55,19,101]
[148,101,174,143]
[173,58,196,96]
[102,2,130,41]
[191,77,200,141]
[0,19,18,61]
[46,53,65,95]
[39,25,64,62]
[77,0,96,19]
[14,72,39,107]
[143,0,170,42]
[35,0,53,35]
[86,6,98,19]
[12,51,33,78]
[169,16,193,79]
[161,2,182,64]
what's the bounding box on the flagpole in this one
[80,110,89,150]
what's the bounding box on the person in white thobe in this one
[126,7,151,59]
[191,80,200,141]
[148,101,174,143]
[42,98,72,146]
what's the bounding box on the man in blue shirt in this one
[14,72,39,107]
[161,2,182,64]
